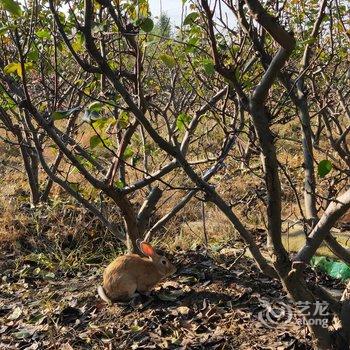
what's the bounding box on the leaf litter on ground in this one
[1,245,342,349]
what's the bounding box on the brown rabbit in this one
[97,241,176,303]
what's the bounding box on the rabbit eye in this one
[161,259,167,265]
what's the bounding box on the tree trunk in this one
[281,269,332,349]
[339,282,350,345]
[14,125,40,206]
[109,188,162,254]
[296,88,318,224]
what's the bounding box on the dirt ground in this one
[0,240,345,350]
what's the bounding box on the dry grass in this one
[282,224,350,258]
[0,114,348,259]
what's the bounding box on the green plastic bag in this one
[311,256,350,281]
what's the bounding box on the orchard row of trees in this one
[0,0,349,348]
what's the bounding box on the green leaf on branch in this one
[176,113,192,131]
[72,33,84,52]
[82,110,101,123]
[318,159,332,178]
[36,29,51,39]
[203,59,215,75]
[69,183,79,192]
[87,101,103,112]
[89,135,102,149]
[183,12,199,26]
[52,106,80,121]
[92,118,110,130]
[83,102,105,123]
[4,62,20,74]
[0,0,22,17]
[123,147,134,159]
[185,37,199,53]
[118,111,129,128]
[27,49,39,61]
[115,180,125,189]
[159,54,176,68]
[138,17,154,32]
[3,61,33,77]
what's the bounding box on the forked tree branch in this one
[295,188,350,263]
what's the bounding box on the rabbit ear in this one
[139,241,155,257]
